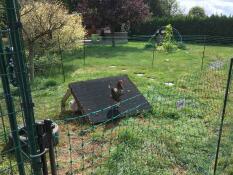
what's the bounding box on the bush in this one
[144,42,154,49]
[131,15,233,38]
[55,13,85,50]
[157,42,177,52]
[156,24,178,53]
[21,1,86,80]
[43,80,58,88]
[34,55,61,75]
[177,42,187,50]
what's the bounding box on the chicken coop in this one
[61,75,151,124]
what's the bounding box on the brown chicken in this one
[110,80,124,102]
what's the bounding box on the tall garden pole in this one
[4,0,42,174]
[152,48,155,68]
[83,36,86,66]
[214,58,233,174]
[58,36,65,82]
[201,35,206,70]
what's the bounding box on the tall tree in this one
[146,0,164,17]
[0,0,6,28]
[188,6,206,18]
[146,0,181,17]
[21,1,85,80]
[160,0,181,16]
[77,0,151,46]
[59,0,79,13]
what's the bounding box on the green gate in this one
[0,0,42,174]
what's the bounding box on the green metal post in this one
[214,58,233,174]
[4,0,42,174]
[0,32,26,175]
[152,48,155,68]
[58,36,65,82]
[83,36,86,66]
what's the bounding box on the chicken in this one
[69,99,78,112]
[110,80,124,102]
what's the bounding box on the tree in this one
[0,0,6,28]
[146,0,181,17]
[59,0,79,13]
[188,6,206,18]
[55,13,85,50]
[160,0,181,16]
[146,0,163,17]
[77,0,151,46]
[20,1,85,80]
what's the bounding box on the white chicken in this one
[69,99,78,112]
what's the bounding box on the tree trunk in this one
[28,43,35,81]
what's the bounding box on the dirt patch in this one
[172,165,187,175]
[55,122,121,175]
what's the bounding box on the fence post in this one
[83,36,86,66]
[4,0,42,174]
[152,48,155,68]
[0,32,26,175]
[37,122,48,175]
[58,36,65,83]
[213,58,233,174]
[44,120,57,175]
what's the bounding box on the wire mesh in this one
[22,31,232,174]
[0,0,42,174]
[0,29,32,175]
[48,58,230,174]
[1,0,233,174]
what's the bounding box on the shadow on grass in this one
[34,64,79,81]
[64,44,147,62]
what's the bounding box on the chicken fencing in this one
[0,0,233,174]
[49,58,233,175]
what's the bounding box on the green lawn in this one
[29,42,233,175]
[1,42,232,175]
[32,42,233,119]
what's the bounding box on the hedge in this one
[131,15,233,37]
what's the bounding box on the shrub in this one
[20,1,86,80]
[54,13,85,50]
[156,24,178,53]
[43,80,58,88]
[144,42,154,49]
[34,55,61,75]
[177,42,187,50]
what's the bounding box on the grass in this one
[1,41,233,174]
[31,42,233,119]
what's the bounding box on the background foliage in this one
[77,0,151,30]
[131,15,233,37]
[156,24,178,52]
[0,0,6,29]
[20,1,85,80]
[188,6,206,18]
